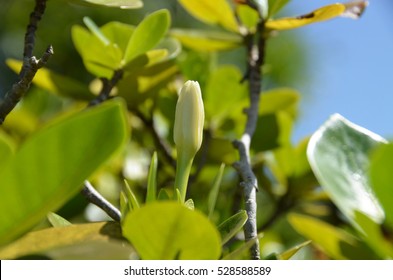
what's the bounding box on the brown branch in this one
[233,20,266,260]
[0,0,51,124]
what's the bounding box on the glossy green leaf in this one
[72,25,123,78]
[170,29,242,52]
[268,0,291,17]
[370,143,393,228]
[179,0,239,33]
[122,202,221,259]
[184,199,195,210]
[0,100,128,246]
[0,222,127,259]
[67,0,143,9]
[146,152,158,203]
[208,164,225,219]
[265,3,346,30]
[278,240,311,260]
[124,9,170,64]
[47,213,72,228]
[6,59,94,100]
[123,49,168,72]
[218,210,248,244]
[307,114,386,226]
[288,213,378,260]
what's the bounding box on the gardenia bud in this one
[173,80,204,161]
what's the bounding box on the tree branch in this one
[233,20,266,260]
[0,0,52,124]
[82,181,121,222]
[88,69,124,107]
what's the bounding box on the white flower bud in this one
[174,80,204,161]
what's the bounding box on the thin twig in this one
[0,0,52,124]
[233,20,266,260]
[82,181,121,222]
[88,69,124,107]
[81,69,125,220]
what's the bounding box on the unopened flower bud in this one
[174,80,204,161]
[173,80,205,202]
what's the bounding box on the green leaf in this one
[157,189,171,201]
[218,210,248,244]
[178,0,239,33]
[268,0,291,17]
[83,17,110,45]
[123,180,140,211]
[222,233,263,260]
[170,29,242,52]
[307,114,386,226]
[47,213,72,228]
[146,152,158,203]
[0,222,129,259]
[184,199,194,210]
[370,143,393,228]
[278,240,311,260]
[259,88,299,116]
[71,25,123,78]
[288,213,378,260]
[353,211,393,258]
[208,164,225,219]
[67,0,143,9]
[117,61,178,108]
[123,9,170,64]
[265,3,346,30]
[6,59,94,100]
[123,49,168,72]
[235,5,259,31]
[0,99,128,246]
[100,22,135,54]
[122,201,221,259]
[0,132,15,169]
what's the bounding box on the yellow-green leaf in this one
[0,222,127,259]
[6,59,94,100]
[179,0,239,33]
[171,29,242,52]
[265,3,346,30]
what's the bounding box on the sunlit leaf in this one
[278,240,311,260]
[0,222,129,259]
[100,21,135,53]
[123,180,140,211]
[122,202,221,259]
[124,9,170,64]
[178,0,239,33]
[259,87,299,116]
[170,29,242,52]
[265,3,346,30]
[6,59,94,100]
[83,17,110,45]
[236,5,259,31]
[0,100,128,246]
[222,233,263,260]
[47,213,72,228]
[288,213,378,260]
[307,114,386,226]
[72,25,123,78]
[370,143,393,228]
[218,210,248,244]
[67,0,143,9]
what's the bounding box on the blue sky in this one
[283,0,393,142]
